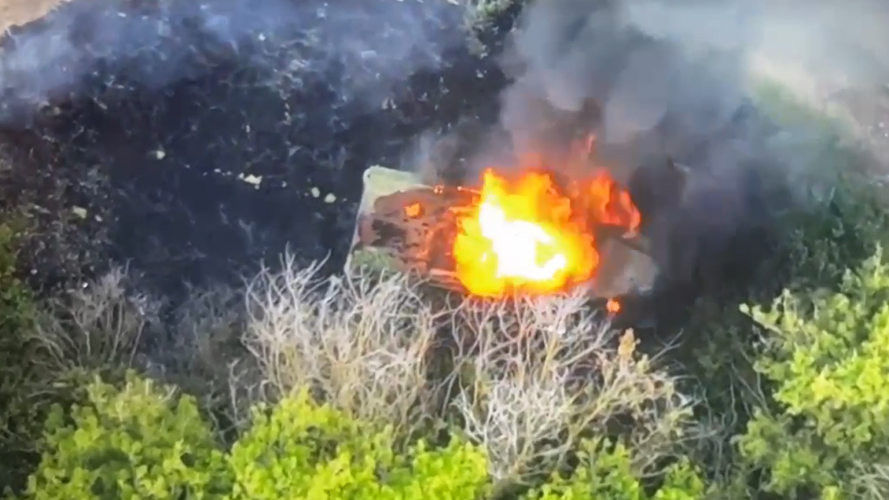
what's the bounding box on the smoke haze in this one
[493,0,889,292]
[501,0,889,167]
[0,0,465,125]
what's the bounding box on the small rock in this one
[239,173,262,186]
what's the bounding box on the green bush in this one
[227,388,490,499]
[525,440,706,500]
[18,375,492,500]
[778,175,889,290]
[0,222,40,493]
[19,371,712,500]
[739,247,889,499]
[19,372,231,500]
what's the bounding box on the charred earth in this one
[0,0,513,300]
[0,0,789,333]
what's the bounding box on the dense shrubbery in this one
[13,373,707,499]
[227,388,488,499]
[21,374,230,499]
[0,223,40,493]
[740,248,889,499]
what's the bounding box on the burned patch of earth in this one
[0,0,512,298]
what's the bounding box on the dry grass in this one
[243,254,697,485]
[164,283,260,432]
[447,291,696,485]
[26,267,161,377]
[23,267,259,438]
[244,255,441,439]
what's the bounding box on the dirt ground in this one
[0,0,66,33]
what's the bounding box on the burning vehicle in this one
[345,134,666,322]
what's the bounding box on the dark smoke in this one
[497,0,749,177]
[501,0,889,155]
[481,0,889,296]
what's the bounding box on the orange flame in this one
[452,165,641,297]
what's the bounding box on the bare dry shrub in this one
[243,255,440,439]
[447,288,697,486]
[27,267,162,377]
[852,462,889,500]
[29,265,262,438]
[163,283,261,433]
[242,254,699,487]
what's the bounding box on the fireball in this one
[452,166,640,297]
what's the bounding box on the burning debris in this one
[346,139,656,301]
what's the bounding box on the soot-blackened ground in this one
[0,0,511,298]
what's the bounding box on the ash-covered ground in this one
[0,0,516,299]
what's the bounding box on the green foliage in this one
[20,372,231,500]
[779,175,889,289]
[0,222,40,493]
[18,376,493,500]
[0,222,33,334]
[524,440,705,500]
[227,388,490,500]
[666,84,889,500]
[21,373,706,500]
[739,247,889,498]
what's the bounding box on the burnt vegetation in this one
[1,0,888,498]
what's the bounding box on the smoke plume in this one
[501,0,889,168]
[493,0,889,293]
